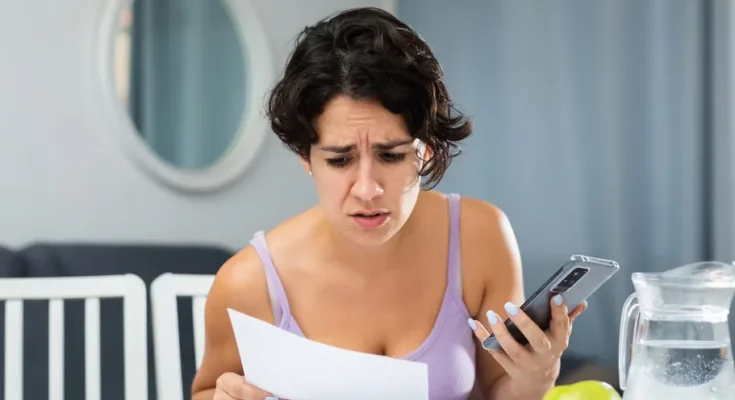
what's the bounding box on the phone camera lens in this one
[557,268,588,291]
[571,268,588,279]
[552,284,569,293]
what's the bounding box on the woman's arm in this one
[191,247,275,400]
[460,198,553,399]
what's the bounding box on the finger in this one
[488,346,523,377]
[502,302,552,355]
[214,391,260,400]
[567,301,588,338]
[485,310,534,367]
[217,388,244,400]
[222,386,275,400]
[248,385,276,399]
[213,393,231,400]
[467,317,491,344]
[216,372,274,399]
[216,373,246,399]
[220,387,249,400]
[549,294,571,349]
[468,317,523,377]
[568,301,588,323]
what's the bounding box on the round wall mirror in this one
[97,0,274,192]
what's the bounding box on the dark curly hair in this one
[265,7,472,189]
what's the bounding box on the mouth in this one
[351,211,388,217]
[350,210,390,229]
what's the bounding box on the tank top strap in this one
[447,193,464,298]
[249,230,290,325]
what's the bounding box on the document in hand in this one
[227,308,430,400]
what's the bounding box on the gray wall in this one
[398,0,720,367]
[0,0,394,251]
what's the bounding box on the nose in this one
[350,162,384,201]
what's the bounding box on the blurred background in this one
[0,0,733,398]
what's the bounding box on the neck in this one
[328,224,410,269]
[317,199,423,271]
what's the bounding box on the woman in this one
[192,7,586,400]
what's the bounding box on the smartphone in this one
[482,254,619,351]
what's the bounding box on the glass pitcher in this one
[618,261,735,399]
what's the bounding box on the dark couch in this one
[0,247,26,400]
[0,243,615,400]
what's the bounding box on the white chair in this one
[0,274,148,400]
[150,273,215,400]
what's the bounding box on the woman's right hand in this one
[213,372,277,400]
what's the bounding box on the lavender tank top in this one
[249,193,479,400]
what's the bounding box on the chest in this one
[282,258,450,358]
[278,257,480,400]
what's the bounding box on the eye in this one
[380,152,406,163]
[326,156,350,167]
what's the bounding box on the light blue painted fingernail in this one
[554,294,563,305]
[486,310,499,325]
[467,318,477,330]
[265,397,278,400]
[504,302,519,316]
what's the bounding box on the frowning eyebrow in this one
[318,138,414,153]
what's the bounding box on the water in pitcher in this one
[619,262,735,399]
[623,339,735,399]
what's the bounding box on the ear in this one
[299,156,312,176]
[417,141,434,170]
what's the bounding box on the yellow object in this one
[543,380,622,400]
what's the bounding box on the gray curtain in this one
[129,0,246,169]
[399,0,724,368]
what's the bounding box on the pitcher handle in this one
[618,292,640,390]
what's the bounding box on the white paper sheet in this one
[227,308,429,400]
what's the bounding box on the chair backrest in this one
[0,274,148,400]
[150,273,215,400]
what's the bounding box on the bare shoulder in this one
[457,196,524,316]
[192,209,319,396]
[191,243,274,395]
[205,207,319,318]
[459,197,519,258]
[208,245,274,323]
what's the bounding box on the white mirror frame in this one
[94,0,274,193]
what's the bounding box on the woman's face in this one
[304,95,429,247]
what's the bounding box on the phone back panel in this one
[483,255,619,350]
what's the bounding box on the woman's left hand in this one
[468,294,587,396]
